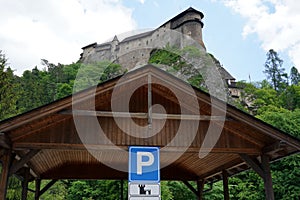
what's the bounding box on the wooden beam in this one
[10,149,40,175]
[59,110,228,121]
[239,154,264,178]
[39,180,58,197]
[13,143,261,155]
[21,167,30,200]
[148,74,152,126]
[182,180,198,196]
[261,154,274,200]
[35,179,41,200]
[0,132,11,149]
[222,170,229,200]
[0,149,12,199]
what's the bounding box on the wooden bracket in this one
[182,180,198,196]
[39,180,58,197]
[9,149,40,176]
[239,153,264,178]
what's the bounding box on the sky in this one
[0,0,299,81]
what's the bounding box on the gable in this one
[0,65,299,181]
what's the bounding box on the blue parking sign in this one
[129,146,160,182]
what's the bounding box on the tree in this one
[0,50,20,120]
[290,66,300,85]
[264,49,288,92]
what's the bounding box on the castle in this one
[80,7,240,97]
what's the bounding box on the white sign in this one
[130,197,160,200]
[129,183,160,200]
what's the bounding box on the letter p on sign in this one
[137,152,154,175]
[129,146,160,182]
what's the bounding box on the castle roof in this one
[121,30,154,43]
[81,42,97,50]
[159,7,204,28]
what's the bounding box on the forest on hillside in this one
[0,47,300,199]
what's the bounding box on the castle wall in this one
[80,8,206,69]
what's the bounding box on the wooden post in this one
[240,154,275,200]
[197,179,205,200]
[21,167,30,200]
[261,155,274,200]
[35,179,41,200]
[0,149,12,199]
[120,180,124,200]
[222,170,230,200]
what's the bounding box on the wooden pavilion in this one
[0,65,300,199]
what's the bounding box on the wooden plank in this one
[226,107,300,150]
[219,122,265,147]
[199,157,242,180]
[239,154,264,178]
[10,150,40,175]
[222,170,229,200]
[0,149,12,199]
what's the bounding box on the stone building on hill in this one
[79,7,240,97]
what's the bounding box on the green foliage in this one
[229,172,264,200]
[73,61,125,92]
[149,45,205,90]
[0,51,20,120]
[165,181,196,200]
[6,176,22,200]
[66,180,122,200]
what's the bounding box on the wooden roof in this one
[0,65,300,182]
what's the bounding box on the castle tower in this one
[160,7,206,49]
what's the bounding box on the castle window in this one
[146,41,148,45]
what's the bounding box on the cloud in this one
[221,0,300,71]
[0,0,136,75]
